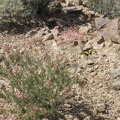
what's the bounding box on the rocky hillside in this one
[0,0,120,120]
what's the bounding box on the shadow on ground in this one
[0,5,90,35]
[57,96,105,120]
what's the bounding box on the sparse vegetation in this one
[0,0,119,31]
[0,0,50,30]
[0,0,120,119]
[0,49,80,119]
[88,0,120,18]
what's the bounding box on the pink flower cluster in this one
[15,91,27,99]
[12,65,20,76]
[60,87,69,95]
[59,28,84,44]
[32,106,38,113]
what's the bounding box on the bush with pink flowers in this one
[0,50,80,119]
[59,27,84,45]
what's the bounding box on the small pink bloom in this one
[12,65,20,76]
[59,28,84,45]
[34,48,39,52]
[12,36,17,41]
[30,65,35,69]
[32,106,38,113]
[28,73,33,77]
[9,114,18,120]
[15,91,27,99]
[61,87,69,94]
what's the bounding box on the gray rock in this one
[73,118,79,120]
[94,65,99,69]
[42,118,48,120]
[62,6,83,13]
[42,33,54,42]
[79,25,91,35]
[86,60,94,65]
[58,119,64,120]
[25,28,40,38]
[0,48,4,54]
[83,42,92,51]
[86,67,95,73]
[82,0,88,6]
[51,28,59,39]
[84,116,91,120]
[65,114,73,119]
[64,103,71,108]
[95,16,110,29]
[79,111,87,118]
[97,18,120,42]
[97,103,105,113]
[0,16,2,20]
[74,0,82,6]
[112,77,120,90]
[0,80,5,89]
[111,35,120,44]
[82,7,89,13]
[71,63,79,68]
[111,68,120,78]
[65,0,82,7]
[92,37,105,50]
[25,30,37,38]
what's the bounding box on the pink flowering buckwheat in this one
[15,91,27,99]
[59,28,84,45]
[32,106,38,113]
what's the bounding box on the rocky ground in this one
[0,0,120,120]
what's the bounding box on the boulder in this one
[112,77,120,90]
[111,68,120,90]
[95,16,110,29]
[42,33,54,42]
[97,17,120,43]
[111,68,120,78]
[62,6,83,13]
[65,0,82,7]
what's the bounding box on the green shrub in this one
[21,0,50,14]
[0,50,80,119]
[88,0,120,18]
[0,0,28,23]
[0,0,50,29]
